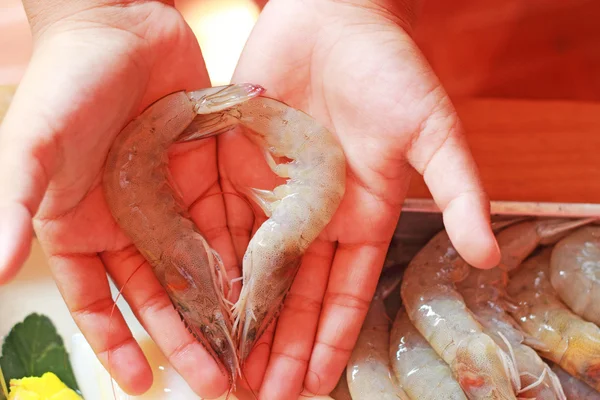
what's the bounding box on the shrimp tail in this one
[233,253,302,362]
[177,83,266,142]
[491,217,530,232]
[187,83,265,113]
[537,217,597,245]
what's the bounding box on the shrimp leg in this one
[390,307,467,400]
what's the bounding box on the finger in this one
[101,247,230,398]
[258,239,335,400]
[0,81,55,282]
[406,96,500,269]
[47,252,152,395]
[303,239,387,395]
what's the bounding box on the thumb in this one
[406,94,501,269]
[0,67,61,283]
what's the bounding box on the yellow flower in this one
[8,373,81,400]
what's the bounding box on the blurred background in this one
[1,0,600,203]
[2,0,600,99]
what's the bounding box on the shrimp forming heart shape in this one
[103,83,346,389]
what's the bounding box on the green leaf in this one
[0,313,79,392]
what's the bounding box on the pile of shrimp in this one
[333,216,600,400]
[102,83,346,395]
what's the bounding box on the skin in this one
[0,0,500,399]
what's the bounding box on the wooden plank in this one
[413,0,600,101]
[407,98,600,203]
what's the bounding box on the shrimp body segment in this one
[187,95,346,362]
[103,84,265,383]
[347,295,410,400]
[507,248,600,392]
[400,230,519,399]
[551,364,600,399]
[455,219,589,399]
[458,271,566,400]
[495,218,595,272]
[390,307,467,400]
[550,226,600,326]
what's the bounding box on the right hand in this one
[0,1,235,397]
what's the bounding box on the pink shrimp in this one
[103,84,264,387]
[400,229,520,399]
[184,91,347,364]
[507,247,600,392]
[551,364,600,399]
[550,226,600,325]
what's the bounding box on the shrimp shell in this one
[550,226,600,326]
[186,95,346,363]
[507,247,600,392]
[347,295,410,400]
[103,84,264,385]
[401,230,519,399]
[455,219,590,399]
[551,364,600,399]
[390,307,467,400]
[458,277,565,400]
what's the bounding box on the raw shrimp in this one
[400,230,520,399]
[390,307,467,400]
[347,281,409,400]
[507,247,600,392]
[551,364,600,399]
[456,219,593,399]
[458,279,565,400]
[494,218,595,272]
[550,226,600,325]
[183,90,347,362]
[103,84,265,385]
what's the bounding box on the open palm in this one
[0,1,241,398]
[0,1,500,399]
[223,0,501,398]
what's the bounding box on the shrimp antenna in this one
[107,260,146,400]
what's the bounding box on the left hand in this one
[222,0,501,398]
